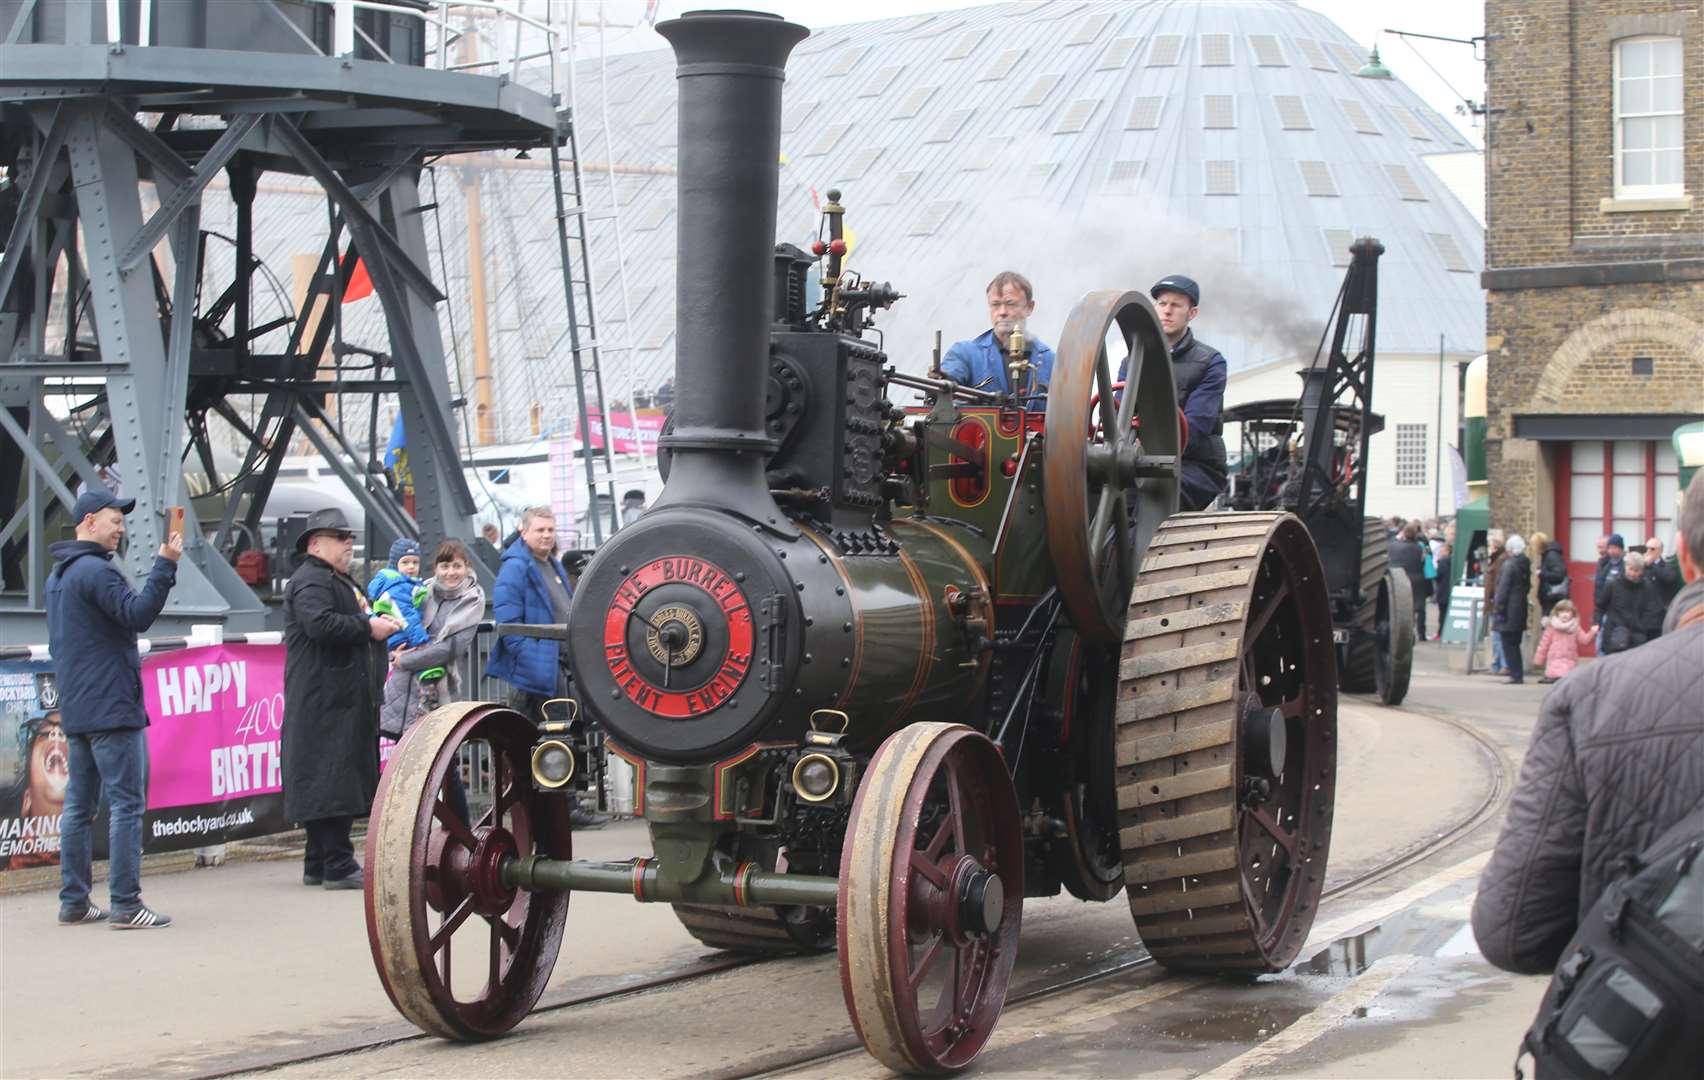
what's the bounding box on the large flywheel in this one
[1044,290,1181,644]
[366,702,573,1040]
[1117,512,1337,974]
[839,723,1023,1074]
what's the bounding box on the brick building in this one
[1484,1,1703,613]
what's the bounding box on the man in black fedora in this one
[281,508,403,889]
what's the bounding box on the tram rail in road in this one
[193,701,1510,1080]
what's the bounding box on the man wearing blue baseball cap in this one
[45,487,183,929]
[1147,274,1229,511]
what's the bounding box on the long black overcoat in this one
[282,554,385,822]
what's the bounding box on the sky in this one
[563,0,1489,147]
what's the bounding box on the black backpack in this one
[1517,811,1704,1079]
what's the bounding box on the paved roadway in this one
[0,642,1554,1079]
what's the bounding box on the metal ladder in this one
[548,0,654,547]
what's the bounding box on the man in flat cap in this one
[46,487,182,929]
[281,508,403,890]
[1148,275,1229,512]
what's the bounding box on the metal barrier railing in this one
[1,619,622,814]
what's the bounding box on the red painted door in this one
[1553,439,1681,653]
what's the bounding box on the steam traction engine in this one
[1221,239,1415,706]
[365,11,1339,1074]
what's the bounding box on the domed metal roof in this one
[573,0,1485,387]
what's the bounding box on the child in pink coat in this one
[1533,599,1596,683]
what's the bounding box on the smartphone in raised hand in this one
[169,505,185,537]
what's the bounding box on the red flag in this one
[341,254,373,302]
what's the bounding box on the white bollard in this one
[607,754,635,816]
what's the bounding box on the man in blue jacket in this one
[487,507,605,827]
[487,506,574,715]
[45,488,181,929]
[940,270,1055,407]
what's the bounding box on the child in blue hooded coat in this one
[367,538,431,651]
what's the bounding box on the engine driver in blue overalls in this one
[1146,274,1229,512]
[940,270,1056,410]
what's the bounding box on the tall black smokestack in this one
[652,10,808,526]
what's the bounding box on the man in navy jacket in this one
[45,488,181,929]
[487,506,574,715]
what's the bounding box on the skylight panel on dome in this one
[1067,12,1113,46]
[1393,106,1433,140]
[806,122,852,156]
[636,96,671,126]
[884,14,934,35]
[1148,35,1183,67]
[1275,95,1312,129]
[1035,2,1087,20]
[639,326,673,351]
[1018,73,1063,108]
[981,48,1026,82]
[825,45,871,77]
[1105,159,1145,193]
[943,27,987,60]
[1339,99,1381,133]
[631,202,671,232]
[1126,96,1165,129]
[1249,35,1286,66]
[782,100,818,133]
[1385,163,1428,200]
[891,85,938,119]
[1327,42,1367,73]
[1055,99,1098,134]
[859,65,904,98]
[1203,94,1235,129]
[962,137,1011,171]
[1296,39,1333,71]
[1205,160,1238,195]
[874,170,922,205]
[1201,34,1233,66]
[838,146,884,180]
[1299,160,1338,197]
[926,108,974,143]
[1019,162,1057,196]
[1430,232,1472,272]
[1100,37,1140,69]
[910,200,957,236]
[1323,229,1355,266]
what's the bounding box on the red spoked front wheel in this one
[366,702,573,1040]
[838,723,1023,1074]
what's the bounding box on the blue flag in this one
[384,414,410,489]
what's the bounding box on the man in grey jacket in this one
[1472,471,1704,973]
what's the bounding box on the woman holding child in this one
[379,539,486,821]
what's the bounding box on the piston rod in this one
[504,855,842,908]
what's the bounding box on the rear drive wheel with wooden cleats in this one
[670,902,835,955]
[839,723,1023,1074]
[1338,517,1388,693]
[1116,512,1337,975]
[1372,568,1415,705]
[1340,517,1411,703]
[366,702,572,1040]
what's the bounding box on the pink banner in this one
[143,643,286,810]
[580,409,665,454]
